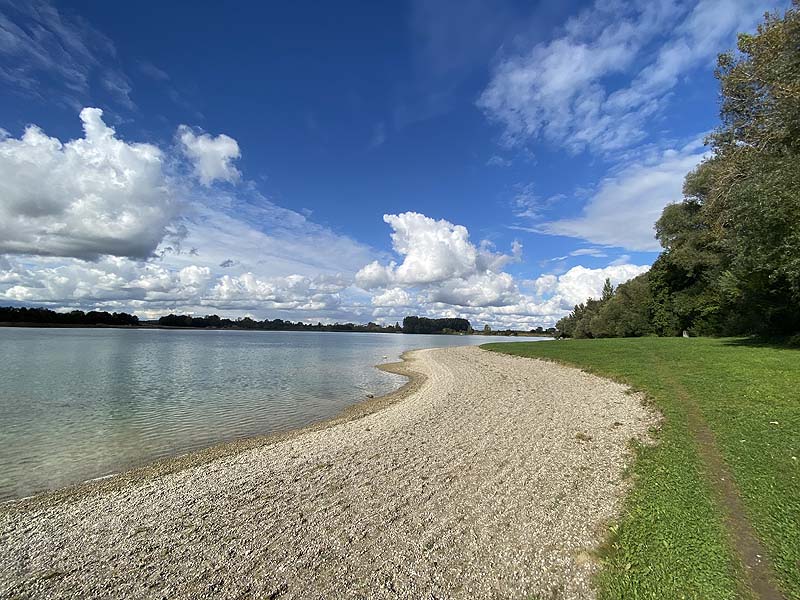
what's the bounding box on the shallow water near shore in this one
[0,328,541,501]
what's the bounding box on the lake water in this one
[0,328,542,501]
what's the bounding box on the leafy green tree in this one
[601,279,614,302]
[402,316,471,334]
[625,2,799,338]
[701,1,800,332]
[651,173,728,335]
[602,274,655,337]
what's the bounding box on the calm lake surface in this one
[0,328,543,500]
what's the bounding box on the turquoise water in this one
[0,328,541,500]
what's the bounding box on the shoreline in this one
[1,346,658,599]
[0,351,427,513]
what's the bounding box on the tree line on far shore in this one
[0,306,561,336]
[0,306,488,335]
[0,306,140,327]
[0,306,405,333]
[401,316,471,334]
[157,313,403,333]
[558,5,800,339]
[159,314,479,335]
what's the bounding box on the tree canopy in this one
[0,306,139,326]
[557,4,800,338]
[402,316,472,334]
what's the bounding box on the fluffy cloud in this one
[209,273,348,311]
[430,272,519,308]
[367,261,650,330]
[355,212,530,315]
[357,213,477,287]
[0,106,384,321]
[0,255,351,316]
[370,287,413,308]
[355,211,649,329]
[0,105,375,269]
[529,264,651,307]
[540,140,708,250]
[479,0,769,153]
[178,126,241,186]
[407,263,651,330]
[0,108,179,260]
[1,257,207,306]
[356,212,519,289]
[0,209,651,329]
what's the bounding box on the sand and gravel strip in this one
[0,346,658,599]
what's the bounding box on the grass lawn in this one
[483,337,799,600]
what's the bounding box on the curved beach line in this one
[1,346,659,599]
[0,351,426,512]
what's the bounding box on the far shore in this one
[0,321,554,336]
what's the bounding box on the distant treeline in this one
[1,306,479,334]
[558,6,800,339]
[1,306,557,337]
[157,313,401,333]
[401,316,471,334]
[528,326,556,336]
[480,325,556,337]
[0,306,139,326]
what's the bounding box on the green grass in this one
[483,337,799,599]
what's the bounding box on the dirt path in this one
[655,363,785,600]
[0,347,657,599]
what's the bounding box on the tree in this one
[701,2,800,333]
[651,176,729,335]
[562,3,800,338]
[0,306,139,326]
[556,279,617,338]
[402,316,472,334]
[601,278,614,301]
[597,274,655,337]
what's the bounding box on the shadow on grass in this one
[720,335,800,350]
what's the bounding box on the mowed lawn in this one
[483,337,799,600]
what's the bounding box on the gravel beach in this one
[0,346,658,599]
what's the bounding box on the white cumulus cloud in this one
[356,212,519,290]
[530,264,651,308]
[208,273,347,312]
[0,107,179,260]
[354,211,652,328]
[0,256,207,306]
[0,255,353,318]
[178,126,241,186]
[370,287,413,307]
[430,271,519,308]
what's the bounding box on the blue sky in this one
[0,0,789,328]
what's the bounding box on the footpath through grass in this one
[483,337,799,600]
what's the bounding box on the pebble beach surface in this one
[1,346,658,599]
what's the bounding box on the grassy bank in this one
[483,337,799,599]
